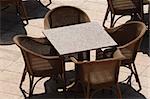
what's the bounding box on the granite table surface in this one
[43,22,117,55]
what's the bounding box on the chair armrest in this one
[32,37,50,45]
[39,55,61,60]
[70,57,86,64]
[20,43,60,60]
[105,24,123,35]
[113,48,126,60]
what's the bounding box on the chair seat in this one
[143,0,150,5]
[31,56,62,76]
[114,8,138,15]
[31,57,53,70]
[84,71,115,86]
[113,0,139,15]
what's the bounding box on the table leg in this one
[60,56,67,97]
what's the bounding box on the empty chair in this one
[71,49,125,98]
[13,35,63,98]
[44,5,90,29]
[44,5,91,61]
[103,21,147,91]
[103,0,143,28]
[142,0,150,32]
[0,0,28,24]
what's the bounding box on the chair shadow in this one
[0,9,27,45]
[0,0,50,45]
[23,0,50,20]
[92,83,146,99]
[25,71,146,99]
[26,83,147,99]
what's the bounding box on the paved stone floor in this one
[0,0,150,98]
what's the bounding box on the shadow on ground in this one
[140,30,150,56]
[23,0,50,20]
[26,81,146,99]
[140,11,150,56]
[24,71,146,99]
[0,0,50,45]
[0,8,26,45]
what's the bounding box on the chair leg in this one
[77,82,87,98]
[115,83,122,99]
[132,63,142,91]
[103,7,110,28]
[148,4,150,33]
[86,84,90,99]
[122,63,141,92]
[20,69,50,98]
[127,64,134,86]
[45,0,52,6]
[82,85,87,98]
[19,67,27,98]
[17,1,28,24]
[29,76,46,98]
[29,75,34,97]
[49,0,52,4]
[120,64,134,86]
[112,15,125,27]
[110,13,115,27]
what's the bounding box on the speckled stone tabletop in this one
[43,22,117,55]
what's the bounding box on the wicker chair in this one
[44,6,90,61]
[143,0,150,32]
[71,49,125,98]
[0,0,28,24]
[13,35,63,98]
[103,0,143,28]
[103,21,147,91]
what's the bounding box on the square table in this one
[43,21,117,55]
[43,21,118,92]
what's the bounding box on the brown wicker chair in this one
[103,0,143,28]
[104,21,147,91]
[0,0,28,24]
[143,0,150,31]
[44,6,91,61]
[71,49,125,98]
[13,35,63,98]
